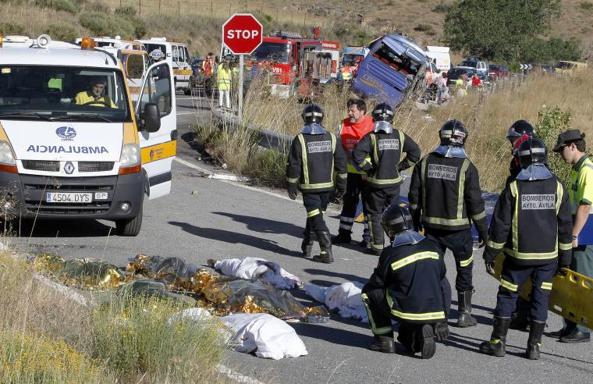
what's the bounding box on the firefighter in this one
[505,119,536,331]
[408,119,488,328]
[480,138,572,359]
[286,104,347,264]
[552,129,592,343]
[333,98,374,248]
[352,103,421,255]
[361,204,451,359]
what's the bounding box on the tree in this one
[444,0,563,62]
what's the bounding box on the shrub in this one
[414,23,436,35]
[45,23,78,42]
[91,295,226,383]
[536,105,572,185]
[0,22,26,35]
[0,331,114,384]
[35,0,79,14]
[580,1,593,10]
[79,12,135,39]
[248,149,288,187]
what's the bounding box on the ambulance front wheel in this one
[116,205,143,236]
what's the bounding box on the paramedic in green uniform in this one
[552,129,592,343]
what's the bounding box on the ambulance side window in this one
[138,63,172,118]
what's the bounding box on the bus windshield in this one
[0,65,130,123]
[373,42,422,76]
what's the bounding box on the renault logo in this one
[64,161,75,174]
[56,126,76,140]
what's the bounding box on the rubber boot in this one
[415,324,436,359]
[457,290,477,327]
[331,230,351,244]
[312,231,333,263]
[479,317,511,357]
[526,321,545,360]
[301,230,315,259]
[369,335,395,353]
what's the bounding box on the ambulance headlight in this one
[119,143,140,167]
[0,141,15,165]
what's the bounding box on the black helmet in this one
[301,104,324,124]
[518,137,547,168]
[372,103,394,123]
[439,119,468,146]
[381,204,414,239]
[506,120,535,140]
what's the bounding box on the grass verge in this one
[0,250,228,384]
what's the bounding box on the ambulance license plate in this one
[46,192,92,203]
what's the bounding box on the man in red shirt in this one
[333,98,375,247]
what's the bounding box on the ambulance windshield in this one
[0,66,130,122]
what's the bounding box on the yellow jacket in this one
[217,65,232,91]
[74,91,116,108]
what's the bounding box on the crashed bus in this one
[352,34,429,106]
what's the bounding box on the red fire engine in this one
[224,31,340,98]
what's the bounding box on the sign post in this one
[221,13,263,119]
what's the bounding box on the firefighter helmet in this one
[372,103,394,123]
[381,204,414,239]
[439,119,468,146]
[301,104,324,124]
[518,137,547,168]
[506,120,535,140]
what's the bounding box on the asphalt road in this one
[6,95,593,384]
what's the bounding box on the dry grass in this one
[0,250,229,383]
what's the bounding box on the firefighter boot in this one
[416,324,436,359]
[457,291,477,328]
[509,297,530,331]
[526,321,546,360]
[479,317,511,357]
[369,335,395,353]
[313,231,334,263]
[301,230,315,259]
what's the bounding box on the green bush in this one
[414,23,436,35]
[248,149,288,187]
[79,12,135,38]
[536,105,572,185]
[35,0,79,14]
[45,23,78,42]
[115,6,147,37]
[91,295,225,383]
[580,1,593,10]
[115,5,137,18]
[0,22,26,35]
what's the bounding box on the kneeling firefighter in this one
[361,204,451,359]
[352,103,421,255]
[408,120,488,328]
[480,138,572,359]
[286,104,347,263]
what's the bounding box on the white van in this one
[0,35,177,235]
[425,46,451,72]
[137,37,192,94]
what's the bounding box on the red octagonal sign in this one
[222,13,263,55]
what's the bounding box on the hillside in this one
[1,0,591,59]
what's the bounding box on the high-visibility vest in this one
[217,65,232,91]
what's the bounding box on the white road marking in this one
[216,364,266,384]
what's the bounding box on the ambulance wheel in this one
[116,206,143,236]
[184,88,191,95]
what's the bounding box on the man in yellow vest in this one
[217,56,232,110]
[74,78,116,108]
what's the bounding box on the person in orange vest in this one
[340,61,354,82]
[333,98,374,248]
[202,52,215,95]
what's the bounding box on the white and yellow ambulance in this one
[137,37,192,94]
[0,34,177,236]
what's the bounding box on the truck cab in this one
[0,34,176,236]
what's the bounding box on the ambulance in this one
[137,37,192,94]
[0,34,177,236]
[75,36,149,99]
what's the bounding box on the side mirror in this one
[140,103,160,133]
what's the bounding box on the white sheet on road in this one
[221,313,308,360]
[213,257,302,290]
[305,281,368,322]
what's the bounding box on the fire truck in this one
[223,31,341,98]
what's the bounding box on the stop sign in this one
[222,13,263,55]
